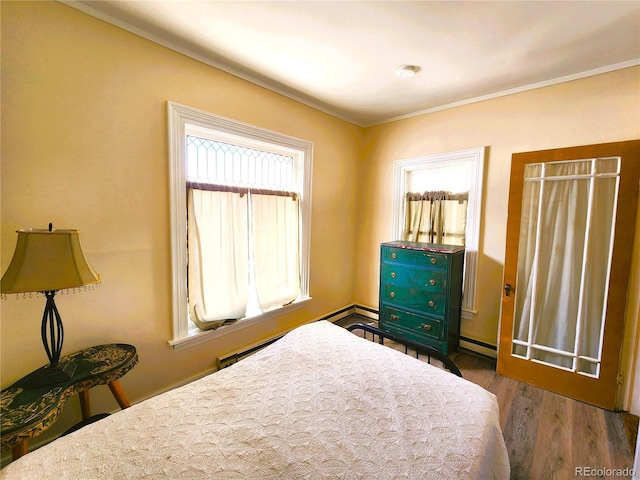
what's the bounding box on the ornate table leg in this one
[78,389,91,420]
[107,380,131,409]
[12,440,28,460]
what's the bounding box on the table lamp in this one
[1,224,101,385]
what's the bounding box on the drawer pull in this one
[421,323,432,331]
[391,253,397,259]
[390,314,400,321]
[391,272,396,278]
[428,279,435,286]
[430,257,437,264]
[428,300,435,308]
[390,292,396,298]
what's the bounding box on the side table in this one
[1,343,138,460]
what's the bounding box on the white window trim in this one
[167,102,313,350]
[391,147,485,318]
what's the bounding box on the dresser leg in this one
[12,440,28,460]
[79,389,91,420]
[108,380,131,409]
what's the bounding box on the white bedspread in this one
[1,321,509,479]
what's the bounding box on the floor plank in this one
[573,401,613,479]
[487,372,519,428]
[504,382,546,478]
[622,412,639,454]
[530,392,572,479]
[605,410,635,473]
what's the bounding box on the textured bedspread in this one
[1,321,509,479]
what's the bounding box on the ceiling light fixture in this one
[396,65,419,79]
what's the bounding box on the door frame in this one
[497,140,640,410]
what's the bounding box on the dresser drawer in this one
[382,246,448,269]
[380,306,442,341]
[381,264,447,292]
[381,284,445,315]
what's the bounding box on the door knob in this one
[504,284,513,297]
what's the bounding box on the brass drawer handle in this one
[391,253,397,259]
[390,292,396,298]
[391,272,396,278]
[428,300,435,308]
[421,323,432,331]
[430,257,437,264]
[390,314,400,321]
[428,279,435,286]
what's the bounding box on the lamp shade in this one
[1,229,100,294]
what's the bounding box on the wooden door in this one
[497,140,640,410]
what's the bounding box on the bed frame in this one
[346,322,463,377]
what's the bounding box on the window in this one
[392,147,485,316]
[168,102,313,349]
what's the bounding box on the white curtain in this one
[187,187,301,330]
[530,164,588,366]
[403,191,468,246]
[579,175,617,369]
[513,161,616,373]
[513,167,541,353]
[251,193,300,311]
[188,189,248,329]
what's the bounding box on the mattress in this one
[0,320,510,479]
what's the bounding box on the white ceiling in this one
[65,1,640,126]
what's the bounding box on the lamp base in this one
[27,360,78,388]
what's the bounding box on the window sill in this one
[461,308,477,321]
[168,297,311,351]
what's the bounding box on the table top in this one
[1,343,138,447]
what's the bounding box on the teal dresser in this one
[379,241,465,354]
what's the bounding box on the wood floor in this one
[343,319,636,480]
[451,350,635,480]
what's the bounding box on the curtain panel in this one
[251,194,300,311]
[187,184,300,330]
[188,189,249,330]
[403,191,468,246]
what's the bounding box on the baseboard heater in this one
[216,335,283,369]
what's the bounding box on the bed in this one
[0,320,510,479]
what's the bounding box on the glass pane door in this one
[511,157,620,378]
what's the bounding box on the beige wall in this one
[354,66,640,412]
[0,1,362,443]
[355,67,640,345]
[2,0,640,456]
